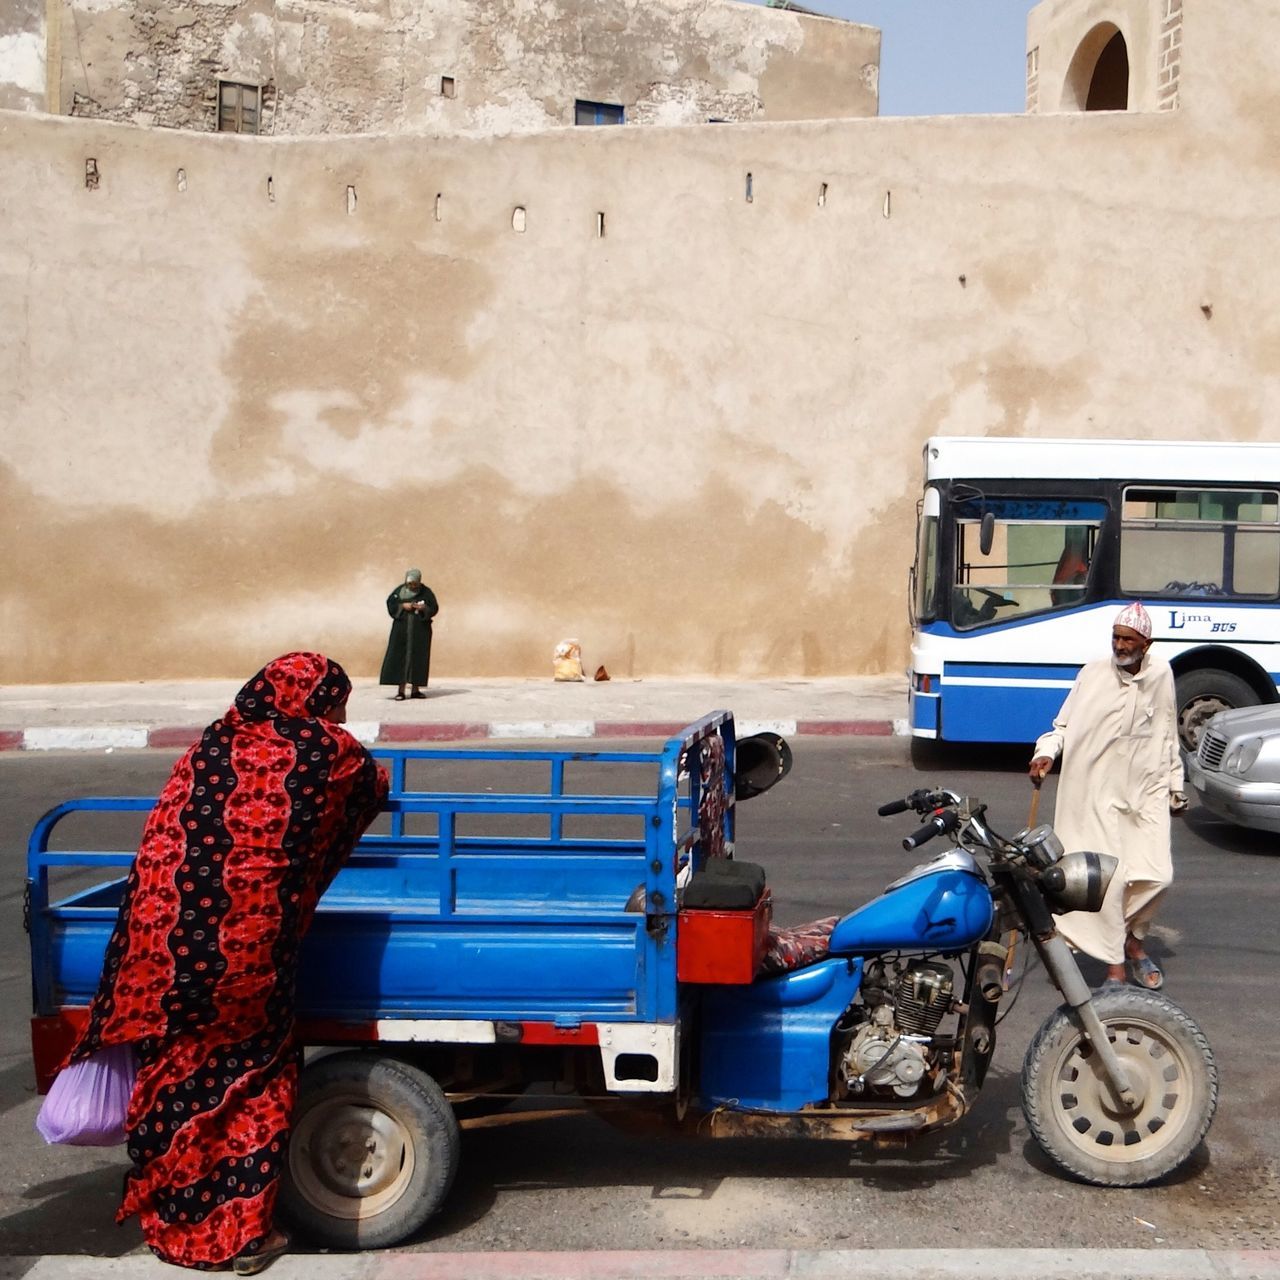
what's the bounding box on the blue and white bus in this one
[909,436,1280,750]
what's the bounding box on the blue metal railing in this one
[27,712,739,1024]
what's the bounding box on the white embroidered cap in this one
[1114,601,1152,638]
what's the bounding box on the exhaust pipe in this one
[975,940,1006,1003]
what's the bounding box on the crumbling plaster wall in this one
[47,0,879,134]
[0,0,45,113]
[2,1,1278,683]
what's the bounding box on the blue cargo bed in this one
[29,714,738,1036]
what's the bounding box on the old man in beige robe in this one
[1029,602,1187,988]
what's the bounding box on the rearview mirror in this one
[734,733,793,801]
[979,511,995,557]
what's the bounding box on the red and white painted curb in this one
[2,719,908,751]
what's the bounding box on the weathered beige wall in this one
[37,0,878,134]
[0,0,45,113]
[2,1,1278,683]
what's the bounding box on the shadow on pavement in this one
[910,740,1040,776]
[412,1079,1019,1248]
[1183,809,1279,857]
[0,1163,143,1257]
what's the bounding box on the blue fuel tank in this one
[828,856,993,953]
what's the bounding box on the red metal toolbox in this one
[676,890,772,984]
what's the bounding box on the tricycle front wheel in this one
[279,1051,460,1249]
[1022,986,1218,1187]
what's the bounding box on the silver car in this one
[1186,704,1280,834]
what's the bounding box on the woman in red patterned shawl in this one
[65,652,388,1273]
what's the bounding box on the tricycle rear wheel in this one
[279,1051,460,1249]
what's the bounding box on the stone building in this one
[1026,0,1183,113]
[1,0,879,133]
[0,0,1276,685]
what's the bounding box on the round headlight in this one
[1042,850,1119,914]
[1226,737,1264,775]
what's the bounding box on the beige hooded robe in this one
[1033,653,1183,965]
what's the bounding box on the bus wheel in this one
[1174,669,1257,752]
[279,1051,460,1250]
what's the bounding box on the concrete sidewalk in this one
[3,1249,1278,1280]
[0,675,909,751]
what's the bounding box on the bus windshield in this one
[951,498,1105,630]
[913,503,939,623]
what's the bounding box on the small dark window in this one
[575,99,624,126]
[1086,31,1129,110]
[218,81,261,134]
[441,76,455,98]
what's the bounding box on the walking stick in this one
[1005,776,1044,990]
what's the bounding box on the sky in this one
[747,1,1035,117]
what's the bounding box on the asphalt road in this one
[2,739,1277,1259]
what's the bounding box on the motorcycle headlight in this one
[1224,737,1263,776]
[1041,850,1119,914]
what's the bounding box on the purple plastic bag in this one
[35,1043,137,1147]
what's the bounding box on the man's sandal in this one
[1128,954,1164,990]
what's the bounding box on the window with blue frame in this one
[575,99,625,126]
[952,498,1106,630]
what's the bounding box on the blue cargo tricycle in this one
[28,711,1218,1247]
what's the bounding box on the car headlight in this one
[1224,738,1264,775]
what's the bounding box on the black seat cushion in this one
[682,859,766,910]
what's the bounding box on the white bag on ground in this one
[553,639,584,682]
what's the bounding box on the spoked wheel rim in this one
[1049,1015,1196,1164]
[290,1091,418,1219]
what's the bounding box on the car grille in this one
[1198,730,1228,771]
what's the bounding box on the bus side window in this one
[1120,486,1279,598]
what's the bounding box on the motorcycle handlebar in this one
[877,788,944,818]
[879,789,959,819]
[876,797,912,816]
[902,809,961,851]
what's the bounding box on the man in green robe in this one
[380,569,439,699]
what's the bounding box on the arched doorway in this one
[1061,23,1130,111]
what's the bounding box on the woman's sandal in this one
[1128,954,1164,990]
[232,1231,291,1276]
[392,692,406,701]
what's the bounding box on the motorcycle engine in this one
[839,961,955,1099]
[894,961,955,1035]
